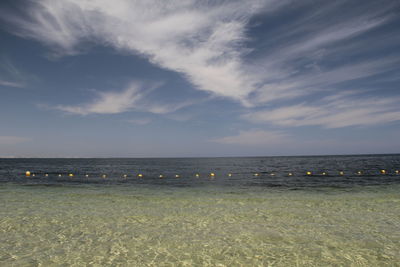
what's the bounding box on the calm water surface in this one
[1,155,400,266]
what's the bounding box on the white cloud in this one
[243,94,400,128]
[213,129,290,145]
[2,0,282,102]
[0,79,25,88]
[0,136,30,145]
[55,81,190,115]
[56,83,144,115]
[250,57,400,104]
[242,2,398,106]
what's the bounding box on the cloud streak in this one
[0,58,33,88]
[55,81,189,115]
[0,79,25,88]
[243,93,400,128]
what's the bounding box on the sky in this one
[0,0,400,158]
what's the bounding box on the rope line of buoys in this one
[24,169,400,178]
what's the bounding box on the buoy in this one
[14,169,400,180]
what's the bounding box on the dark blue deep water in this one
[1,154,399,188]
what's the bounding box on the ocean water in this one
[1,155,400,266]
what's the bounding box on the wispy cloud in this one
[0,136,30,145]
[246,3,398,104]
[243,93,400,128]
[0,58,33,88]
[1,0,280,101]
[250,57,400,104]
[56,82,145,115]
[0,79,25,88]
[55,81,189,115]
[213,129,290,145]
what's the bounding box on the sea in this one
[1,155,399,266]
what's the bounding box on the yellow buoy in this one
[380,169,386,174]
[357,171,362,175]
[69,173,74,177]
[195,173,200,178]
[322,172,326,176]
[306,171,312,175]
[138,174,143,178]
[228,173,232,177]
[210,172,215,177]
[339,171,344,176]
[25,171,31,177]
[102,174,106,178]
[288,172,293,176]
[175,174,180,178]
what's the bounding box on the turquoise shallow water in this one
[1,183,400,266]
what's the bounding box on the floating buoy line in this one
[23,169,400,178]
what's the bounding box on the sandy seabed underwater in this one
[1,183,399,266]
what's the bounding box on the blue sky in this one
[0,0,400,157]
